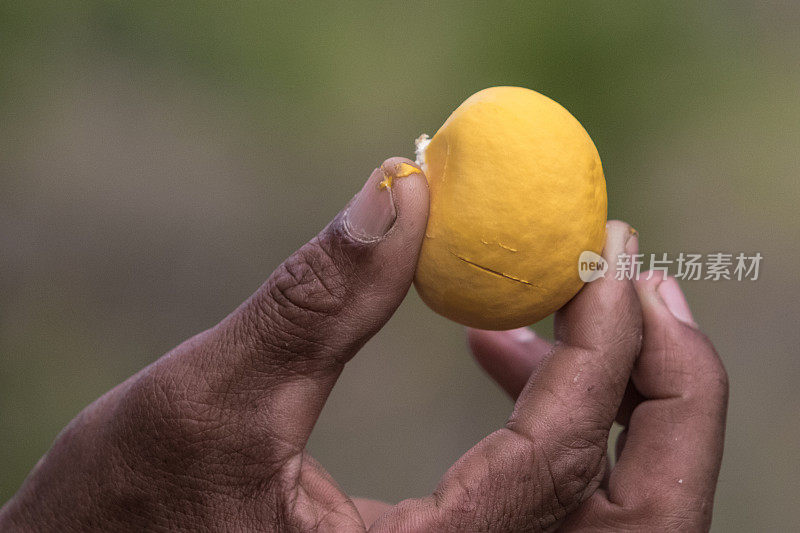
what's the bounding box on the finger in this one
[508,220,641,447]
[608,276,728,528]
[497,220,641,521]
[352,498,392,528]
[467,327,553,399]
[373,221,643,532]
[610,244,649,429]
[152,158,428,453]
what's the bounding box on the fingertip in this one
[380,156,423,176]
[559,219,641,353]
[465,326,483,350]
[467,327,543,359]
[378,156,426,199]
[467,327,552,400]
[603,220,638,263]
[656,277,697,328]
[635,273,697,328]
[468,326,535,344]
[605,219,631,230]
[466,328,501,364]
[377,156,429,240]
[343,167,397,242]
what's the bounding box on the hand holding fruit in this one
[0,89,727,531]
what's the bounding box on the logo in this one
[578,251,608,282]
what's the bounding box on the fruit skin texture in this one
[414,86,607,330]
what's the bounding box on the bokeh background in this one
[2,2,798,530]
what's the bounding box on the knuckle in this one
[426,428,609,532]
[238,231,366,365]
[667,330,729,404]
[269,237,350,320]
[504,425,607,521]
[215,217,378,374]
[545,428,608,492]
[570,289,643,361]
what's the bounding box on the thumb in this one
[174,157,428,451]
[231,156,429,363]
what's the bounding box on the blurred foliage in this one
[1,2,798,530]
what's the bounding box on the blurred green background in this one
[1,2,798,530]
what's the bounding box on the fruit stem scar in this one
[447,249,540,288]
[379,162,421,190]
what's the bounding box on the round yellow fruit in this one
[413,86,607,330]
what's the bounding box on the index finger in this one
[372,221,643,532]
[508,220,642,446]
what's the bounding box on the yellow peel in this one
[413,86,607,330]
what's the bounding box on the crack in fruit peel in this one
[413,86,607,330]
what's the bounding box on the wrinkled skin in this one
[0,158,727,532]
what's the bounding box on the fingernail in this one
[508,327,536,344]
[603,222,637,270]
[344,167,397,242]
[657,277,697,327]
[624,227,640,280]
[625,227,639,256]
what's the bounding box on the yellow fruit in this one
[413,86,607,330]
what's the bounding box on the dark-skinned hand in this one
[0,159,727,532]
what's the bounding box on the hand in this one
[460,228,729,531]
[359,223,727,532]
[0,157,728,531]
[0,157,430,531]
